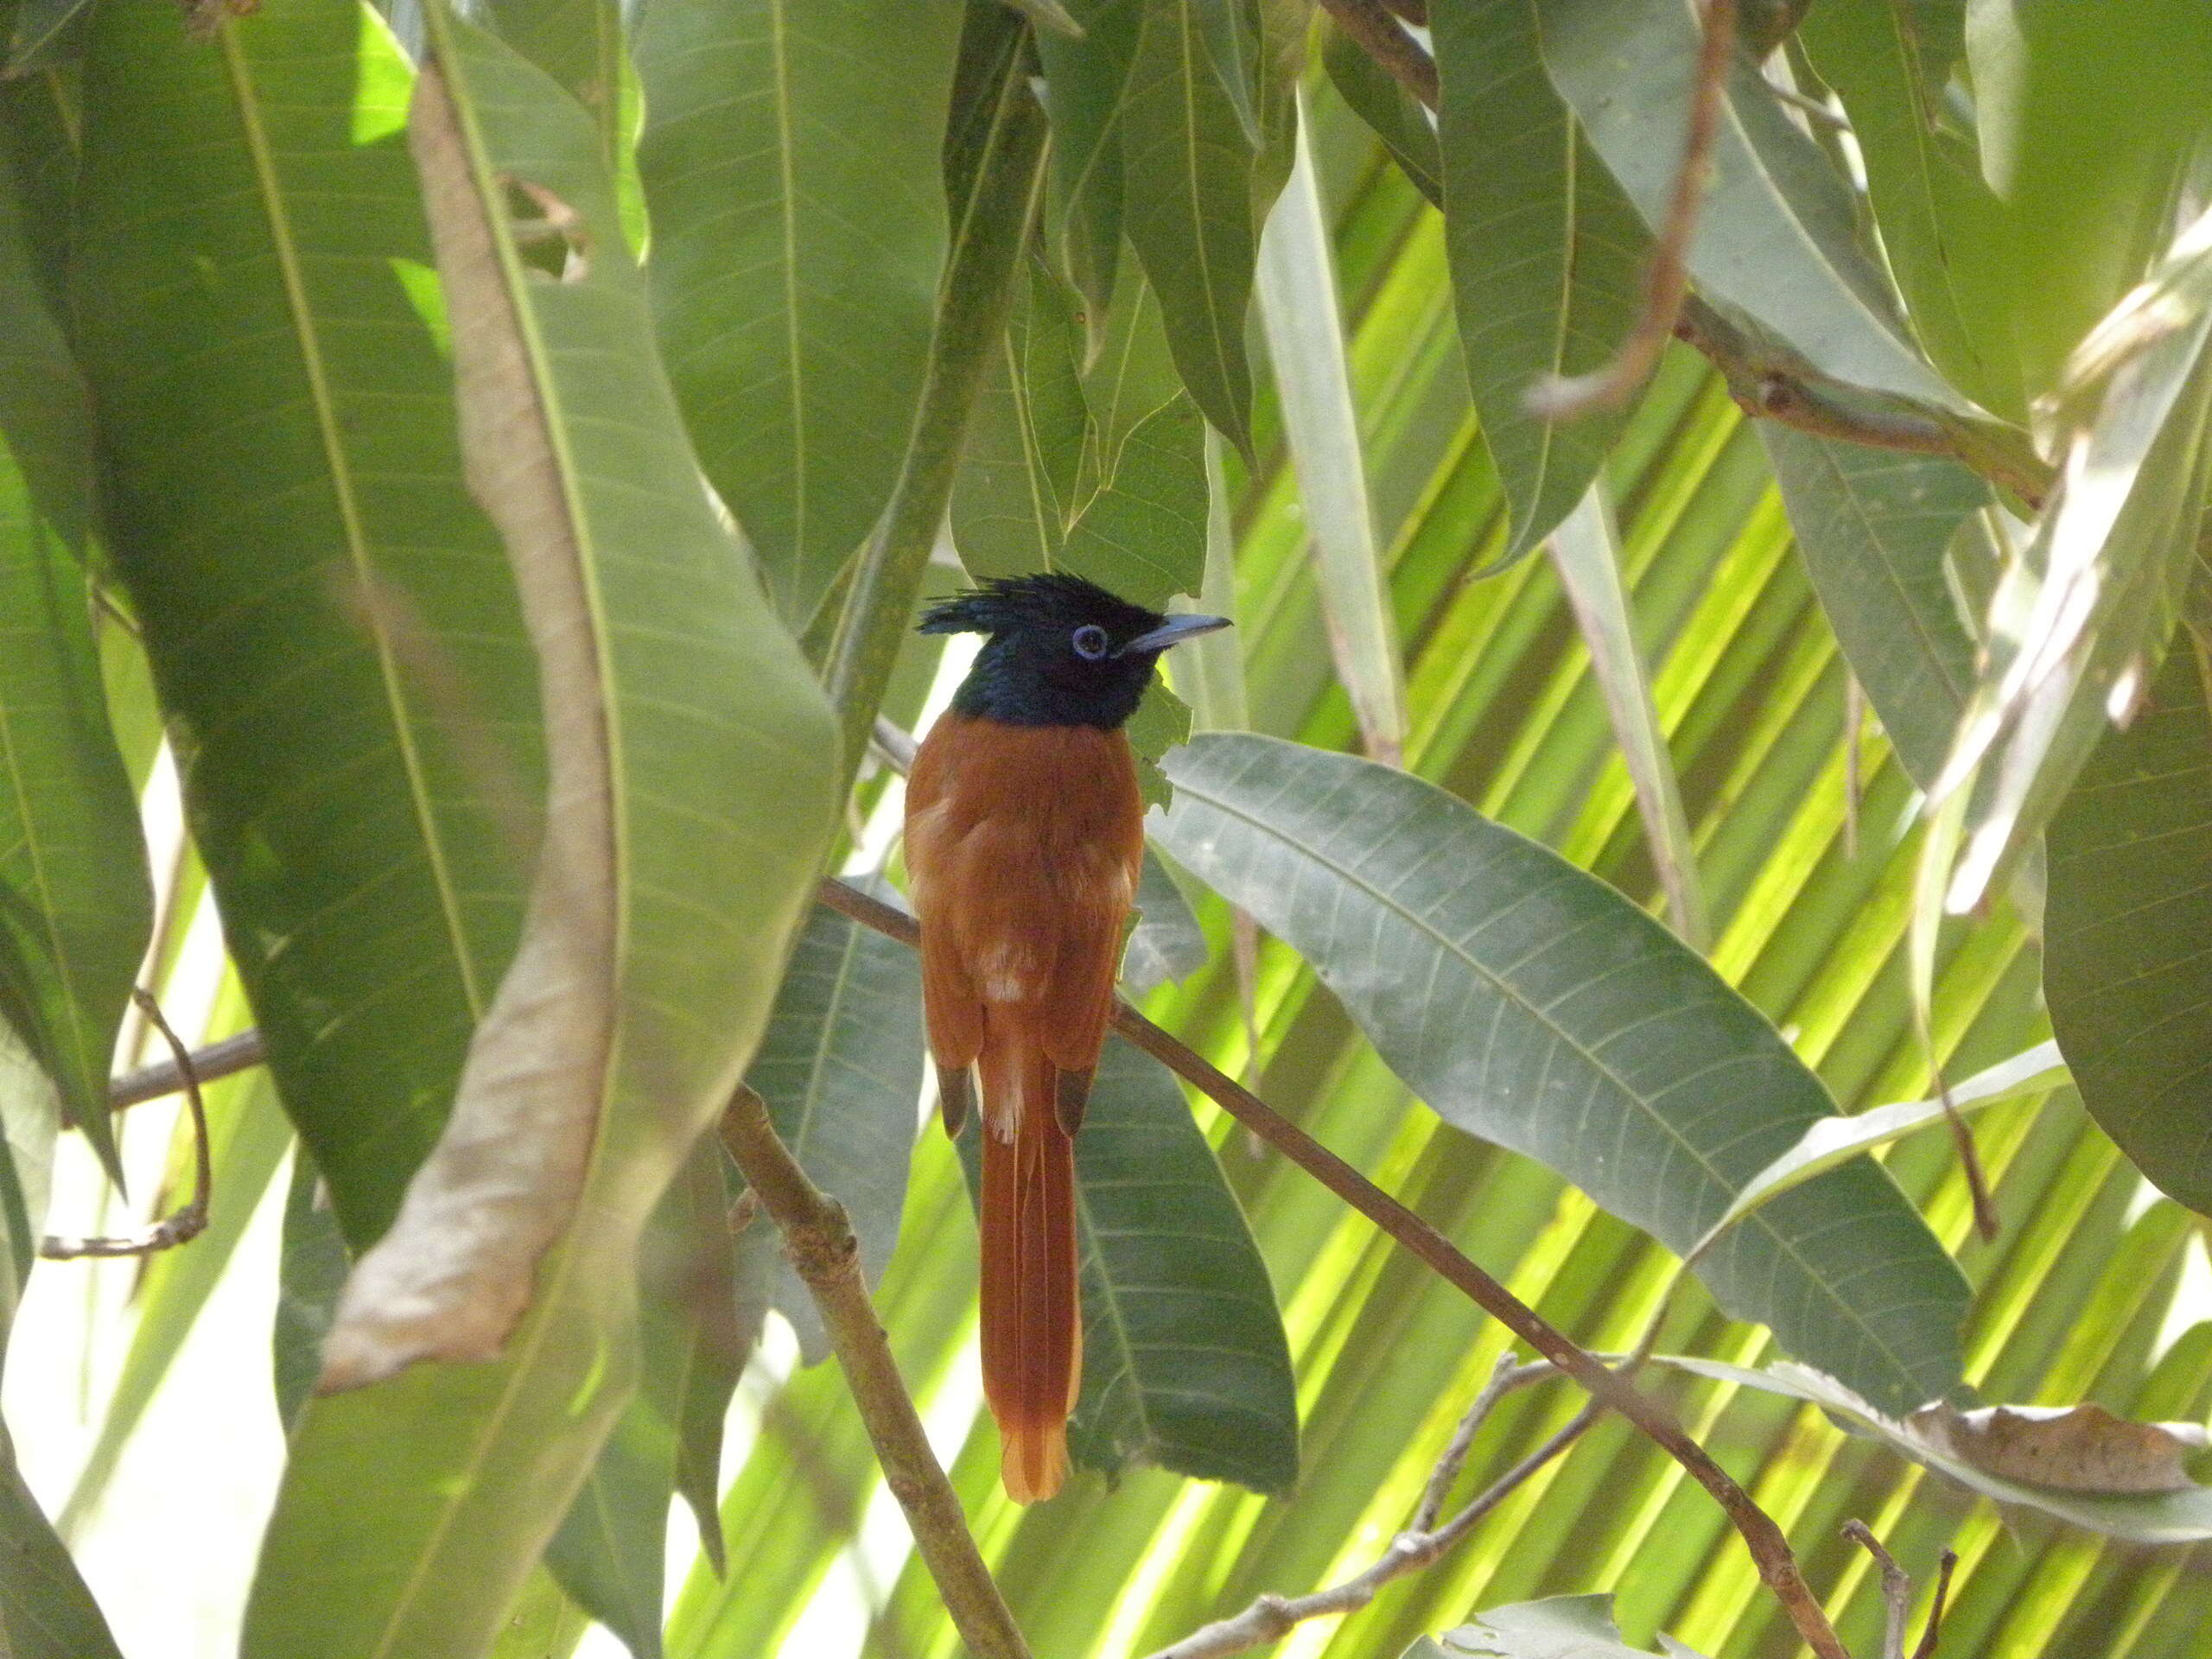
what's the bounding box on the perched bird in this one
[906,573,1230,1502]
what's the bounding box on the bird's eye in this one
[1071,624,1110,660]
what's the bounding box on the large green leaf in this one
[1121,0,1264,454]
[2045,645,2212,1216]
[633,0,962,627]
[1541,0,1967,414]
[957,1033,1299,1491]
[0,143,148,1187]
[1409,1594,1708,1659]
[1759,428,1986,790]
[1433,0,1646,563]
[1322,17,1440,209]
[1060,392,1210,607]
[240,14,837,1656]
[73,0,537,1249]
[1154,734,1969,1415]
[1035,0,1142,335]
[746,895,924,1363]
[1798,0,2023,419]
[0,1422,122,1659]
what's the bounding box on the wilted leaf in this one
[1669,1357,2212,1541]
[634,0,962,626]
[1413,1594,1709,1659]
[1155,734,1968,1414]
[2047,645,2212,1215]
[1543,0,1967,414]
[1908,1402,2207,1495]
[1433,0,1645,562]
[1761,429,1988,789]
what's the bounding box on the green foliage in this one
[7,2,2212,1657]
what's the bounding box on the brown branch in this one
[111,1027,267,1110]
[1314,0,1436,111]
[1529,0,1736,419]
[1845,1521,1911,1659]
[813,877,1852,1659]
[718,1084,1031,1659]
[47,990,212,1260]
[1911,1549,1957,1659]
[1146,1352,1603,1659]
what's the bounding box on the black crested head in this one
[918,572,1230,730]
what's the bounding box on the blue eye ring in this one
[1071,624,1110,660]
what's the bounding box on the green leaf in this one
[275,1142,351,1433]
[746,895,923,1363]
[241,15,838,1657]
[1548,483,1707,945]
[634,0,963,626]
[1192,0,1260,146]
[1154,734,1969,1415]
[1321,17,1441,210]
[4,0,90,72]
[1121,0,1264,455]
[1416,1594,1709,1659]
[475,0,621,161]
[1122,847,1207,993]
[1694,1039,2069,1255]
[1035,0,1142,338]
[2046,646,2212,1216]
[73,0,537,1248]
[1255,93,1408,764]
[1758,428,1987,790]
[1061,392,1210,607]
[1173,426,1248,733]
[1542,0,1967,414]
[0,1421,122,1659]
[957,1034,1300,1491]
[0,150,148,1188]
[1798,1,2024,419]
[1433,0,1646,562]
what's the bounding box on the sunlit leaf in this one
[1122,847,1207,994]
[1156,734,1969,1414]
[1411,1594,1709,1659]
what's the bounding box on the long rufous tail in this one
[977,1039,1081,1503]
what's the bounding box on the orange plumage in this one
[903,573,1228,1503]
[906,715,1143,1502]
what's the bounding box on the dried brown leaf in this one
[1904,1402,2209,1495]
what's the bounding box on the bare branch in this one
[1844,1521,1911,1659]
[1529,0,1737,420]
[1911,1550,1958,1659]
[46,990,212,1260]
[718,1085,1032,1659]
[1315,0,1437,111]
[111,1027,266,1111]
[813,876,1853,1659]
[1147,1361,1603,1659]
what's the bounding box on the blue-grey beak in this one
[1120,613,1232,655]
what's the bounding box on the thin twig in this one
[718,1084,1032,1659]
[1844,1521,1911,1659]
[111,1027,266,1111]
[1911,1550,1957,1659]
[46,990,212,1260]
[1147,1363,1604,1659]
[1313,0,1436,110]
[1529,0,1737,419]
[812,877,1853,1659]
[1765,75,1850,131]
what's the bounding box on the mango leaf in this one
[1932,209,2212,915]
[1035,0,1143,336]
[241,16,837,1658]
[0,150,148,1188]
[746,894,924,1364]
[1122,847,1207,994]
[0,1422,122,1659]
[2046,645,2212,1216]
[1410,1594,1709,1659]
[1121,0,1264,455]
[957,1033,1299,1491]
[1256,92,1408,765]
[1154,734,1969,1415]
[1798,0,2023,419]
[1433,0,1646,563]
[1692,1040,2069,1255]
[1321,17,1440,209]
[3,0,89,72]
[274,1144,350,1433]
[1060,393,1210,607]
[1173,425,1249,734]
[634,0,962,626]
[1192,0,1259,146]
[73,0,537,1250]
[1668,1357,2212,1542]
[1760,428,1987,790]
[1542,0,1967,414]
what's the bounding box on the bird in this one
[905,572,1230,1503]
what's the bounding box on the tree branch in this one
[811,877,1853,1659]
[717,1084,1033,1659]
[1529,0,1737,419]
[1313,0,1436,111]
[48,989,212,1260]
[1144,1352,1603,1659]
